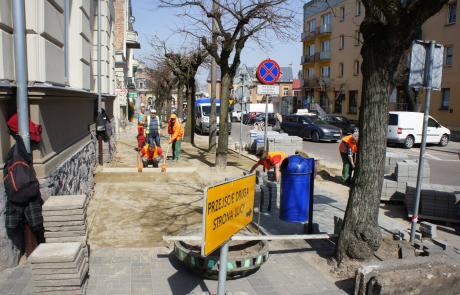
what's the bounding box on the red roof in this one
[292,79,301,90]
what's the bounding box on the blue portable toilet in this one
[280,155,315,223]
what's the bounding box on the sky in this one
[131,0,306,90]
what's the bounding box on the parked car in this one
[254,113,276,126]
[387,112,451,148]
[320,115,357,135]
[281,115,342,142]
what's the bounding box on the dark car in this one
[320,115,357,135]
[254,113,276,126]
[281,115,342,142]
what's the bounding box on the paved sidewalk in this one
[86,247,347,295]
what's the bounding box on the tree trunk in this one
[184,85,192,142]
[177,82,184,121]
[209,60,218,152]
[335,41,390,262]
[215,72,232,168]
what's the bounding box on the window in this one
[321,66,330,78]
[388,114,398,126]
[445,46,453,66]
[428,118,440,128]
[321,40,330,52]
[308,19,316,32]
[283,87,289,96]
[355,30,361,46]
[308,68,315,78]
[308,44,316,56]
[356,0,362,16]
[339,35,345,49]
[448,1,457,24]
[349,91,358,114]
[334,93,344,113]
[340,6,345,21]
[441,88,450,110]
[339,62,344,78]
[321,13,331,32]
[354,60,360,75]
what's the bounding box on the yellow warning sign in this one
[202,174,256,256]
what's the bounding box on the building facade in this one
[302,0,460,132]
[114,0,140,133]
[207,66,294,103]
[0,0,124,270]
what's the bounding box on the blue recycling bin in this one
[280,155,315,223]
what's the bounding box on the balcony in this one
[319,23,331,34]
[126,31,141,49]
[301,29,318,41]
[319,51,331,60]
[302,53,319,64]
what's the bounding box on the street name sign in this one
[409,40,444,90]
[202,174,256,256]
[257,59,281,85]
[257,85,280,95]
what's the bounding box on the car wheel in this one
[311,131,320,142]
[404,135,414,149]
[439,134,449,147]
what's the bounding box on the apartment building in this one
[302,0,460,132]
[114,0,140,132]
[0,0,130,269]
[207,66,294,103]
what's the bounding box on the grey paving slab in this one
[44,230,87,238]
[45,235,88,243]
[44,220,86,227]
[29,242,81,264]
[44,224,87,232]
[43,195,87,211]
[34,259,88,281]
[32,248,87,270]
[43,208,86,216]
[44,214,86,222]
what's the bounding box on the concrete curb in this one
[100,167,197,173]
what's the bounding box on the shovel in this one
[161,138,171,172]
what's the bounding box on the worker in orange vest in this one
[339,130,359,185]
[249,149,287,182]
[140,143,163,168]
[168,114,184,161]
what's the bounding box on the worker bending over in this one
[339,130,359,185]
[250,149,287,182]
[140,143,163,168]
[168,114,184,161]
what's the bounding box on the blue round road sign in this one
[257,59,281,85]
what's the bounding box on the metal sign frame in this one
[257,59,281,85]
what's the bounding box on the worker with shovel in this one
[167,114,184,161]
[139,142,163,168]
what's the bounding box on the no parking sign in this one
[256,59,281,85]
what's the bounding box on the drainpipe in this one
[64,0,70,84]
[97,0,103,165]
[97,0,102,113]
[12,0,30,153]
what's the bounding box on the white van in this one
[387,112,451,148]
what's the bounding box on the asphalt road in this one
[229,122,460,186]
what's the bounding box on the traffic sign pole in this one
[217,241,229,295]
[264,95,269,151]
[240,81,244,152]
[410,41,435,242]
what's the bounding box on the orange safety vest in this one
[141,144,162,160]
[259,151,287,170]
[339,135,358,154]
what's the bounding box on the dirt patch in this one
[87,172,205,248]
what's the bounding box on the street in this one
[229,122,460,186]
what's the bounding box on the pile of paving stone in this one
[43,195,88,244]
[248,130,303,155]
[381,159,430,202]
[405,182,460,220]
[29,242,89,294]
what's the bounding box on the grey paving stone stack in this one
[384,151,408,175]
[264,180,280,211]
[260,184,270,212]
[405,182,460,220]
[43,195,88,244]
[29,242,89,295]
[254,185,261,210]
[381,160,430,202]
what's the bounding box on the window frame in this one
[340,6,345,21]
[354,30,361,46]
[321,66,330,78]
[355,0,362,16]
[348,90,358,114]
[283,87,289,96]
[353,60,360,76]
[339,34,345,50]
[445,46,453,66]
[339,62,344,78]
[440,88,450,110]
[447,1,457,24]
[308,19,316,32]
